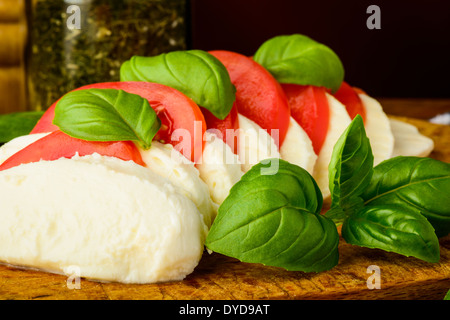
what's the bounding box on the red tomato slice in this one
[281,84,330,155]
[30,82,206,163]
[201,102,239,154]
[209,50,290,148]
[334,81,366,122]
[0,130,145,172]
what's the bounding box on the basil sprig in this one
[253,34,344,93]
[342,204,440,263]
[120,50,236,120]
[54,88,160,149]
[327,115,374,222]
[206,159,339,273]
[206,115,449,270]
[362,156,450,238]
[327,116,448,263]
[0,111,44,144]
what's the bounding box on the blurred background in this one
[0,0,449,117]
[190,0,450,99]
[0,0,26,114]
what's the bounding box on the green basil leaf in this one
[342,204,440,263]
[53,88,160,149]
[326,115,374,223]
[362,156,450,237]
[120,50,236,120]
[0,111,44,143]
[253,34,344,93]
[206,159,339,272]
[444,289,450,300]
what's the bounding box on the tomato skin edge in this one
[281,84,330,155]
[0,130,146,172]
[333,81,366,122]
[30,103,58,134]
[201,102,239,154]
[209,50,291,149]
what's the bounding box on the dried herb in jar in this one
[26,0,189,111]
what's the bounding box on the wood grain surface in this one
[0,116,449,300]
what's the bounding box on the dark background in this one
[189,0,450,98]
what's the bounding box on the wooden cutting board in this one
[0,116,449,300]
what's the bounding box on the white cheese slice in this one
[139,142,216,227]
[359,93,394,165]
[237,114,281,173]
[279,117,317,174]
[196,131,244,205]
[312,93,352,200]
[389,118,434,158]
[0,154,208,284]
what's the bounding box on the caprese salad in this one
[0,34,435,284]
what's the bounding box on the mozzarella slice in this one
[196,131,244,205]
[237,114,281,172]
[0,154,207,284]
[359,93,394,165]
[312,93,352,200]
[0,133,50,165]
[389,118,434,157]
[139,142,216,227]
[279,117,317,174]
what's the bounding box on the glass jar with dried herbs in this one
[25,0,189,111]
